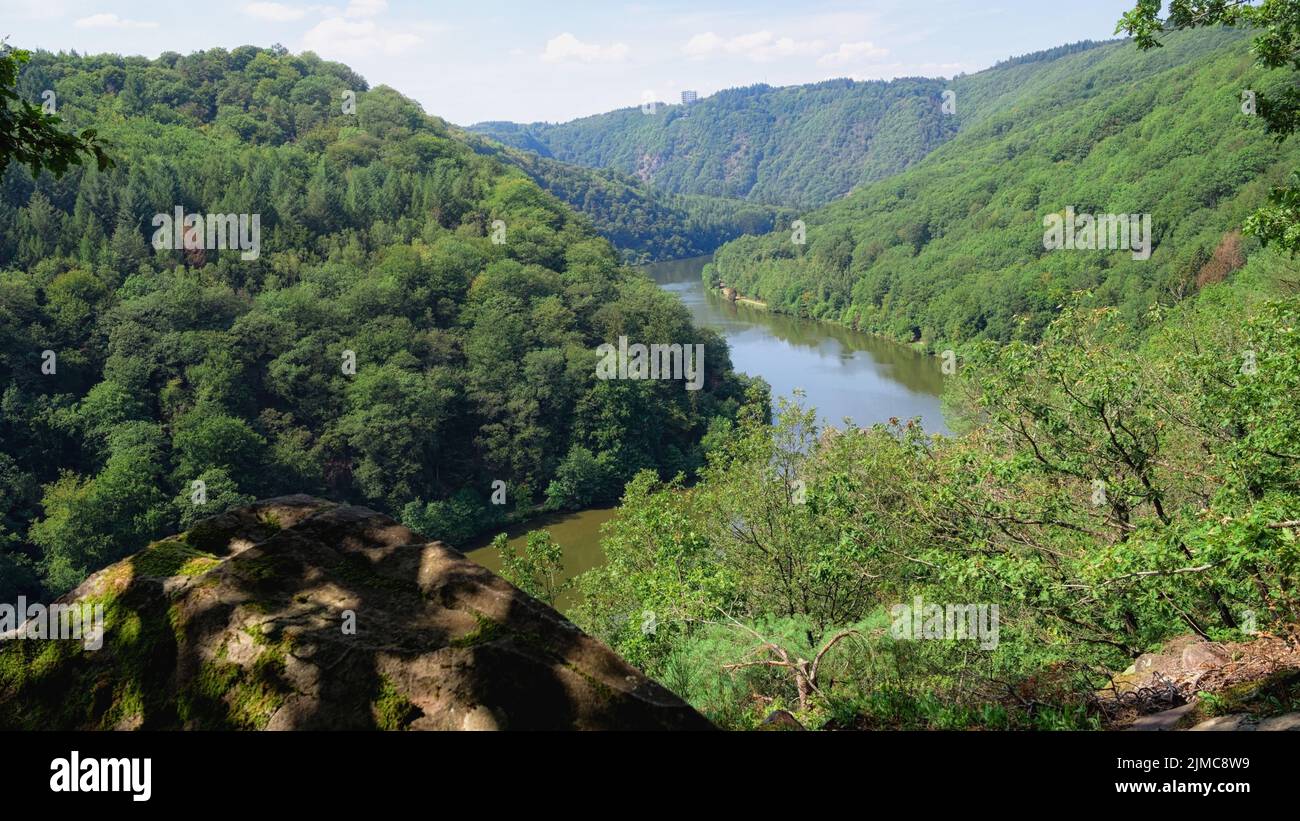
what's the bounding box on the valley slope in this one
[459,130,793,264]
[707,28,1299,347]
[471,75,964,210]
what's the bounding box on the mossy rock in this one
[0,496,712,731]
[1194,669,1300,721]
[372,675,423,730]
[130,538,221,579]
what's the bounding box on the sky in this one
[1,0,1141,125]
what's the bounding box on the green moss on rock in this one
[130,538,220,579]
[372,675,423,730]
[178,634,294,730]
[1196,669,1300,720]
[450,610,506,648]
[0,497,713,731]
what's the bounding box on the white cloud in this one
[682,32,724,58]
[344,0,387,18]
[682,30,824,62]
[240,1,385,24]
[242,3,310,22]
[302,17,421,57]
[541,33,630,64]
[73,13,159,30]
[818,41,889,66]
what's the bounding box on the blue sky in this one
[2,0,1140,124]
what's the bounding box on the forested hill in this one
[462,42,1122,253]
[707,27,1298,348]
[458,130,793,263]
[0,46,753,601]
[471,76,961,210]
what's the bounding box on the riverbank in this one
[465,505,618,610]
[463,254,948,601]
[707,259,939,355]
[717,285,770,310]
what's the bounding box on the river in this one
[467,254,946,603]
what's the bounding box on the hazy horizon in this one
[3,0,1137,125]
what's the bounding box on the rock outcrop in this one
[0,496,713,731]
[1106,632,1300,731]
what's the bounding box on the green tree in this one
[495,530,572,606]
[544,445,607,510]
[0,45,111,177]
[173,467,255,530]
[29,423,170,593]
[1118,0,1300,252]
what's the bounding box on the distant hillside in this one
[706,27,1299,347]
[466,42,1122,258]
[460,129,793,263]
[471,77,961,210]
[471,121,556,157]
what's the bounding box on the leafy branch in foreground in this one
[0,43,111,178]
[495,530,573,607]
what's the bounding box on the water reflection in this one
[645,255,947,433]
[468,255,948,594]
[465,507,618,611]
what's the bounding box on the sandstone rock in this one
[1125,702,1196,731]
[1256,712,1300,731]
[0,496,713,731]
[1133,635,1217,676]
[1181,641,1230,671]
[1189,714,1255,731]
[1115,635,1230,696]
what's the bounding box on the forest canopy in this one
[0,46,754,599]
[705,28,1300,349]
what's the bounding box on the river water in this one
[653,255,946,432]
[467,254,946,601]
